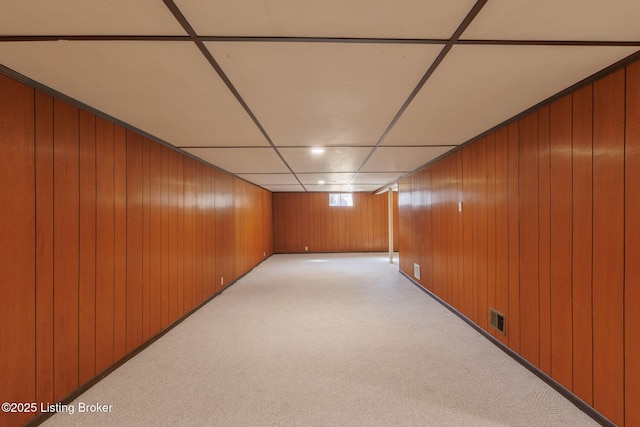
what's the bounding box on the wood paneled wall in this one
[273,192,398,253]
[0,73,273,427]
[399,60,640,426]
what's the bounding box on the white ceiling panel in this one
[184,148,290,174]
[297,173,355,185]
[383,45,639,147]
[278,147,371,173]
[263,184,306,192]
[177,0,477,38]
[463,0,640,41]
[305,184,354,192]
[236,174,300,185]
[361,147,453,173]
[344,184,387,193]
[351,173,404,185]
[0,41,270,148]
[206,42,443,147]
[0,0,186,36]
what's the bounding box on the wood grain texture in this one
[0,75,36,427]
[625,60,640,427]
[35,91,54,409]
[53,99,80,401]
[507,122,520,354]
[1,72,274,426]
[572,84,593,404]
[518,113,539,365]
[272,192,398,253]
[126,131,144,353]
[549,95,573,390]
[95,117,115,374]
[493,128,509,346]
[537,105,551,376]
[78,110,97,385]
[113,125,127,361]
[592,70,625,426]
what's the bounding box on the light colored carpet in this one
[42,253,597,427]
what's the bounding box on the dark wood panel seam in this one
[400,270,616,427]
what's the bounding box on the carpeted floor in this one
[42,253,598,426]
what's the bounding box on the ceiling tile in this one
[236,173,300,185]
[384,44,639,147]
[278,146,372,173]
[351,172,404,184]
[305,184,353,192]
[0,0,186,35]
[344,184,386,193]
[463,0,640,41]
[361,146,453,173]
[184,147,290,174]
[297,173,355,185]
[0,41,270,148]
[263,184,306,192]
[177,0,477,38]
[205,42,443,146]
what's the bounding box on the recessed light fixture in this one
[311,148,325,154]
[318,180,326,184]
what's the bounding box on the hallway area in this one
[42,253,596,426]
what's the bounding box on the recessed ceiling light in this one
[318,180,326,184]
[311,148,325,154]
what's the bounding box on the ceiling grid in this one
[1,0,639,192]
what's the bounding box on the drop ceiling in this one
[1,0,639,193]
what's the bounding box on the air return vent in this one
[489,308,506,335]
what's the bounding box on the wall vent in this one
[489,308,506,335]
[413,263,421,280]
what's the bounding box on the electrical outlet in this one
[304,246,308,251]
[413,263,421,280]
[220,277,224,286]
[263,251,266,256]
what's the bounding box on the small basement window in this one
[329,193,353,207]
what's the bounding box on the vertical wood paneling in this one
[142,138,152,341]
[272,192,397,253]
[592,70,625,426]
[161,147,170,326]
[126,131,143,353]
[95,117,115,374]
[537,105,551,375]
[494,128,509,346]
[486,134,497,337]
[475,139,487,330]
[507,122,520,353]
[113,125,127,361]
[148,141,162,336]
[395,50,639,427]
[518,112,539,365]
[625,60,640,427]
[53,99,80,401]
[78,110,96,385]
[34,91,54,409]
[1,72,274,426]
[168,150,178,320]
[572,84,594,403]
[0,76,35,427]
[462,146,473,319]
[549,95,573,390]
